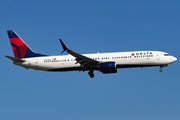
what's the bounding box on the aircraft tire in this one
[88,70,94,78]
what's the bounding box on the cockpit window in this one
[164,54,170,56]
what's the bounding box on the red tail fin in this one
[7,30,46,58]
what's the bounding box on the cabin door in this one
[35,59,39,69]
[156,53,160,60]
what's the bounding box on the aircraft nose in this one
[171,56,177,62]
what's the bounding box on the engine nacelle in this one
[100,62,117,74]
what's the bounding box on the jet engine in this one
[100,62,117,74]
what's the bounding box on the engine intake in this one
[100,62,117,74]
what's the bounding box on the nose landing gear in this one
[159,69,163,72]
[159,64,168,72]
[88,70,94,78]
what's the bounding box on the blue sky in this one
[0,0,180,120]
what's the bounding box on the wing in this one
[59,39,99,67]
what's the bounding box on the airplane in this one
[5,30,177,78]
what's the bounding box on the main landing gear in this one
[88,70,94,78]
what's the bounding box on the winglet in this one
[59,39,69,53]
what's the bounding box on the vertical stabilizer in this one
[7,30,46,58]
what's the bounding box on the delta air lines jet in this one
[5,30,177,78]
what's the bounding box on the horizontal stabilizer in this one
[4,55,25,62]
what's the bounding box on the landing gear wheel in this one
[159,69,163,72]
[88,70,94,78]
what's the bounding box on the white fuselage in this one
[14,51,177,72]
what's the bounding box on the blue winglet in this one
[59,39,69,54]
